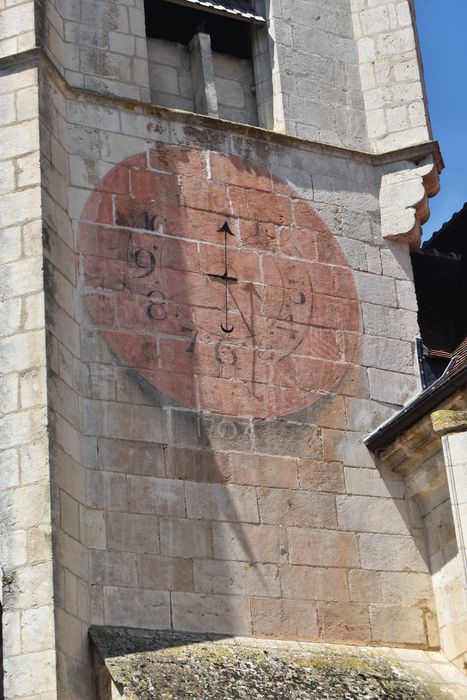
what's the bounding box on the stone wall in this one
[0,0,36,59]
[147,38,259,126]
[268,0,368,147]
[0,63,57,698]
[39,0,150,101]
[212,52,258,125]
[383,392,467,672]
[1,67,441,696]
[147,38,194,113]
[61,91,435,669]
[40,67,98,697]
[0,0,446,696]
[35,0,431,153]
[351,0,431,153]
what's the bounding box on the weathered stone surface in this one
[288,528,360,568]
[251,598,319,639]
[102,588,170,629]
[258,488,337,528]
[0,3,447,696]
[358,533,429,573]
[432,410,467,435]
[212,522,282,563]
[336,494,410,534]
[89,627,467,699]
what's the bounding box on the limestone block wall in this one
[39,85,440,694]
[0,1,444,696]
[147,38,258,126]
[425,472,465,670]
[39,69,110,698]
[147,38,194,113]
[0,0,36,59]
[268,0,369,148]
[211,52,258,126]
[0,64,57,698]
[351,0,431,153]
[34,0,432,154]
[39,0,150,101]
[382,394,467,672]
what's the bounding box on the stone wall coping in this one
[89,626,467,699]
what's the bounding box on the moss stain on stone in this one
[90,627,467,699]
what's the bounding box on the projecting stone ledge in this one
[379,155,440,250]
[90,626,467,699]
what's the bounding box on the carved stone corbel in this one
[379,155,440,250]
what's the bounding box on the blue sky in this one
[414,0,467,240]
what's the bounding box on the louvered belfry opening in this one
[145,0,261,57]
[144,0,270,126]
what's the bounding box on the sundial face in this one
[78,146,360,419]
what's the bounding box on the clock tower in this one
[1,0,457,698]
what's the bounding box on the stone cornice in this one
[0,46,443,174]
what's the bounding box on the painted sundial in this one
[77,145,361,419]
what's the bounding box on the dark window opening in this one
[145,0,253,59]
[416,338,450,390]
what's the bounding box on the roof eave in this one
[364,364,467,452]
[165,0,266,23]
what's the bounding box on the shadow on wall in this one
[372,436,461,659]
[77,143,369,644]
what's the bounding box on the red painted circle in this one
[78,146,361,419]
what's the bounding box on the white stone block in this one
[345,466,404,499]
[0,92,15,125]
[386,104,410,132]
[0,226,21,264]
[368,367,419,405]
[354,270,397,306]
[357,37,376,62]
[376,28,415,56]
[0,448,19,488]
[361,5,390,34]
[3,649,56,696]
[0,188,41,228]
[337,494,410,534]
[1,3,35,40]
[1,610,21,657]
[396,1,412,27]
[359,533,429,572]
[21,605,56,652]
[0,529,28,567]
[16,152,40,187]
[0,298,21,337]
[361,334,414,373]
[20,366,47,409]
